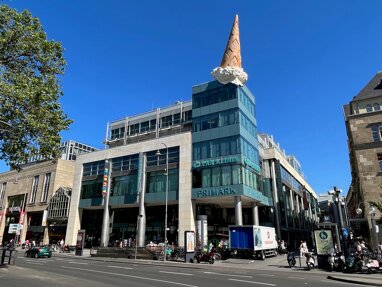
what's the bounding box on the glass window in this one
[81,179,103,199]
[378,153,382,171]
[173,113,181,125]
[221,139,229,156]
[183,110,192,122]
[140,121,149,132]
[0,183,6,208]
[168,168,179,192]
[129,124,139,135]
[371,125,381,142]
[30,175,39,204]
[232,165,242,185]
[366,104,373,112]
[112,175,130,196]
[212,167,221,187]
[40,173,51,203]
[193,144,201,161]
[161,115,172,128]
[211,140,220,158]
[374,103,381,111]
[149,119,157,130]
[202,169,211,187]
[201,142,210,159]
[222,166,232,185]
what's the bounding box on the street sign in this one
[8,223,19,234]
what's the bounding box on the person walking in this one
[60,239,65,253]
[299,240,308,257]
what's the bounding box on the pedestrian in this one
[299,240,308,257]
[60,238,65,253]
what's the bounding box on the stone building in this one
[0,141,96,245]
[344,72,382,248]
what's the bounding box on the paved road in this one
[0,252,373,287]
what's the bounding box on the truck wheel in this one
[261,251,266,260]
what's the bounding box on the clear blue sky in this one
[2,0,382,195]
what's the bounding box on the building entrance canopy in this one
[192,184,272,206]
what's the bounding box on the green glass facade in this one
[191,81,270,205]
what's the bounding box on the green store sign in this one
[192,156,239,168]
[243,157,260,172]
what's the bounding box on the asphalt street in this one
[0,252,375,287]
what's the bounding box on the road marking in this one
[62,266,198,287]
[204,271,252,278]
[67,261,88,265]
[229,279,276,286]
[257,274,275,277]
[288,277,304,280]
[25,262,43,266]
[107,265,133,270]
[160,271,193,276]
[321,280,376,287]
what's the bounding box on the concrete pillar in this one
[270,160,282,240]
[252,202,259,225]
[43,227,49,245]
[234,196,243,225]
[137,152,147,247]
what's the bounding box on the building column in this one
[234,196,243,225]
[20,212,28,243]
[252,202,259,225]
[43,227,49,245]
[270,160,282,240]
[137,152,147,248]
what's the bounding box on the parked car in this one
[24,246,52,258]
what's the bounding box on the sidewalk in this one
[55,250,382,286]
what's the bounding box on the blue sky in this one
[2,0,382,195]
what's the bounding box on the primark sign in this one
[195,187,237,198]
[192,156,239,168]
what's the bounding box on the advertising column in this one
[196,215,208,250]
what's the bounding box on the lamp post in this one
[328,186,346,253]
[356,202,378,249]
[156,143,168,262]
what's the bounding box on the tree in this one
[0,5,72,169]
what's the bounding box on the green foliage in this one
[0,5,72,169]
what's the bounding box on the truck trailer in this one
[229,225,278,260]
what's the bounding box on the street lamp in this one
[155,143,168,262]
[356,202,378,249]
[328,186,346,253]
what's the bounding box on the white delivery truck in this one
[229,225,278,260]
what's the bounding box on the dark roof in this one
[353,72,382,101]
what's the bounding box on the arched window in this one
[366,104,373,112]
[373,103,381,111]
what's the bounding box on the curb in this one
[327,275,382,286]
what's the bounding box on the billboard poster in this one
[314,229,335,255]
[75,229,86,256]
[41,210,48,227]
[185,231,195,253]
